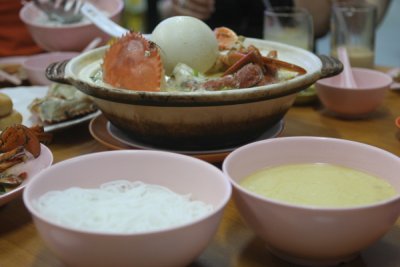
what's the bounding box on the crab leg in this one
[0,146,25,172]
[0,157,25,173]
[222,48,306,79]
[262,57,307,75]
[0,146,24,162]
[223,50,262,76]
[0,125,48,158]
[0,172,27,187]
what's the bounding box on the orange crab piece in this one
[0,125,51,158]
[214,27,239,51]
[102,32,163,92]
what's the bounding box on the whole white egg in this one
[151,16,219,75]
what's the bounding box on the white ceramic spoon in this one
[81,2,128,38]
[336,46,358,88]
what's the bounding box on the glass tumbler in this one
[330,2,377,68]
[263,6,314,51]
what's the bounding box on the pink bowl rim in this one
[23,150,232,236]
[19,0,124,29]
[23,52,79,71]
[223,136,400,212]
[316,67,393,91]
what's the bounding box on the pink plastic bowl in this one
[315,68,392,118]
[19,0,123,52]
[223,137,400,266]
[23,52,79,85]
[23,150,231,267]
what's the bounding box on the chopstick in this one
[0,69,22,85]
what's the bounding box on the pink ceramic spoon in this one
[337,46,358,88]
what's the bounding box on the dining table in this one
[0,74,399,267]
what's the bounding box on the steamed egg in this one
[151,16,219,75]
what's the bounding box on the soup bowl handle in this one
[318,55,343,79]
[46,60,73,85]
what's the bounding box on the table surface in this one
[0,87,399,267]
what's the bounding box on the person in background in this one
[147,0,292,38]
[147,0,391,40]
[0,0,43,57]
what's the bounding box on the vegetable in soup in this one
[240,163,397,207]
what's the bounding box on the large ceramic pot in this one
[46,38,342,150]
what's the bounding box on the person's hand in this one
[159,0,215,20]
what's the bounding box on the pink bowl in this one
[23,150,231,267]
[19,0,123,52]
[223,137,400,266]
[23,52,79,85]
[315,68,392,118]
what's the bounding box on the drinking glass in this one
[330,2,377,68]
[263,6,314,51]
[264,6,315,105]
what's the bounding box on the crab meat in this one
[102,32,164,91]
[0,125,51,158]
[202,63,265,90]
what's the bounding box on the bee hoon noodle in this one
[34,180,214,233]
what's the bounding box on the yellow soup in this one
[240,163,397,207]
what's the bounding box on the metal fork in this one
[32,0,84,24]
[32,0,129,38]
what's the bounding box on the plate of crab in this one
[2,83,100,133]
[0,124,53,206]
[46,16,343,150]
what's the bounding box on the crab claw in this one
[102,32,164,92]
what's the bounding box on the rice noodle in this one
[34,180,214,233]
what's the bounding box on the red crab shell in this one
[102,32,164,91]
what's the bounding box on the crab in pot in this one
[102,32,165,91]
[101,27,306,92]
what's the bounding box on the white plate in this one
[107,120,284,155]
[0,144,53,206]
[1,86,100,132]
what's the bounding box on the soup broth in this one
[240,163,397,207]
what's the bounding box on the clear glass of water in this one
[263,6,314,51]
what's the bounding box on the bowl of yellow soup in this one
[222,137,400,266]
[23,150,231,267]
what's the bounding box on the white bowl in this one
[223,137,400,266]
[23,150,231,267]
